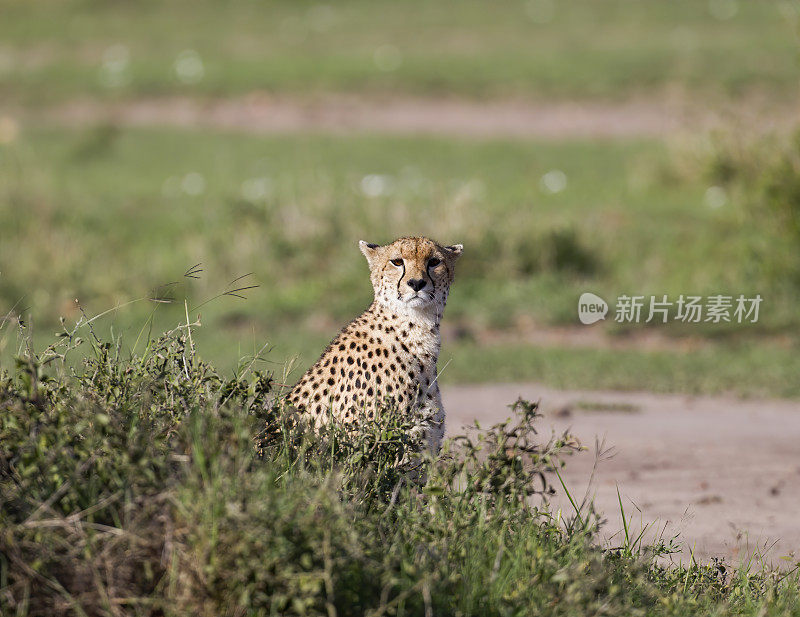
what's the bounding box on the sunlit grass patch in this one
[0,0,798,105]
[0,127,780,327]
[1,126,798,391]
[446,342,800,397]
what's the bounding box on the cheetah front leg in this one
[411,383,445,455]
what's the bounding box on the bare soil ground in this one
[443,384,800,566]
[21,94,800,138]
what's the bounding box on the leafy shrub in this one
[704,130,800,287]
[460,226,599,278]
[1,321,798,616]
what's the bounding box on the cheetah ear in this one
[358,240,381,266]
[444,244,464,260]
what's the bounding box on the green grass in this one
[2,326,799,616]
[2,126,798,395]
[448,343,800,398]
[1,0,798,105]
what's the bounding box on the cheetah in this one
[286,236,463,454]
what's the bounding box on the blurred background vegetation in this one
[1,0,800,395]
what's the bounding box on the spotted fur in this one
[286,236,463,453]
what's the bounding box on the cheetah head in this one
[358,236,463,313]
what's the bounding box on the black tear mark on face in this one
[395,260,406,298]
[366,243,378,249]
[426,259,438,296]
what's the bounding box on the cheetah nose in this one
[407,278,427,292]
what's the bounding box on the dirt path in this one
[442,383,800,566]
[20,95,800,139]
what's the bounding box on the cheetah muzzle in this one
[286,236,463,454]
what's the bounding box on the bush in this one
[459,226,599,279]
[704,130,800,287]
[1,321,798,616]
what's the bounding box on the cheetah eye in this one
[427,258,441,268]
[390,258,404,266]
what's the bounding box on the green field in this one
[2,127,798,394]
[1,0,798,105]
[3,2,800,615]
[2,0,799,395]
